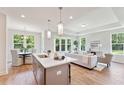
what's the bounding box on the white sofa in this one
[65,53,97,69]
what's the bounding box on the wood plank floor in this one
[71,62,124,85]
[0,64,37,85]
[0,62,124,85]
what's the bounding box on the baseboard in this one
[112,61,124,64]
[0,71,8,76]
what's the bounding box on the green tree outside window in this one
[13,34,35,50]
[81,38,86,51]
[112,33,124,54]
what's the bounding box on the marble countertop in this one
[33,53,76,68]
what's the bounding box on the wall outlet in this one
[57,71,62,76]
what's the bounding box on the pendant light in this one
[58,7,63,36]
[47,19,51,39]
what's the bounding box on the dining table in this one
[18,52,32,65]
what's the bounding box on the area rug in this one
[93,63,107,71]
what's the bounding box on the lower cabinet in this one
[32,56,70,85]
[45,64,69,85]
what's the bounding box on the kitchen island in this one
[32,53,76,85]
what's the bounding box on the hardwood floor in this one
[0,64,36,85]
[71,62,124,85]
[0,62,124,85]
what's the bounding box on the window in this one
[61,39,65,51]
[112,33,124,54]
[13,34,35,50]
[67,39,71,51]
[26,35,35,49]
[55,38,71,52]
[55,39,60,51]
[13,34,24,49]
[80,38,86,51]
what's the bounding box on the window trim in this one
[54,37,72,52]
[13,34,24,49]
[13,34,35,49]
[67,39,71,51]
[79,37,86,52]
[111,32,124,55]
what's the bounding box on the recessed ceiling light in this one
[81,24,86,27]
[69,16,73,19]
[21,14,25,18]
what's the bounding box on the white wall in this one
[79,28,124,63]
[83,31,111,53]
[7,29,42,62]
[0,13,7,75]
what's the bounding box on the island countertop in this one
[32,53,76,69]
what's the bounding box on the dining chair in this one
[11,49,23,66]
[25,49,36,64]
[25,56,32,64]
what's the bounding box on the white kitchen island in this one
[32,53,76,85]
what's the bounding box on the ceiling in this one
[0,7,124,35]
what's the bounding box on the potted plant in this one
[47,50,51,56]
[20,46,28,53]
[73,40,79,53]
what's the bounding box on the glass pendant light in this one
[58,7,63,36]
[47,19,51,39]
